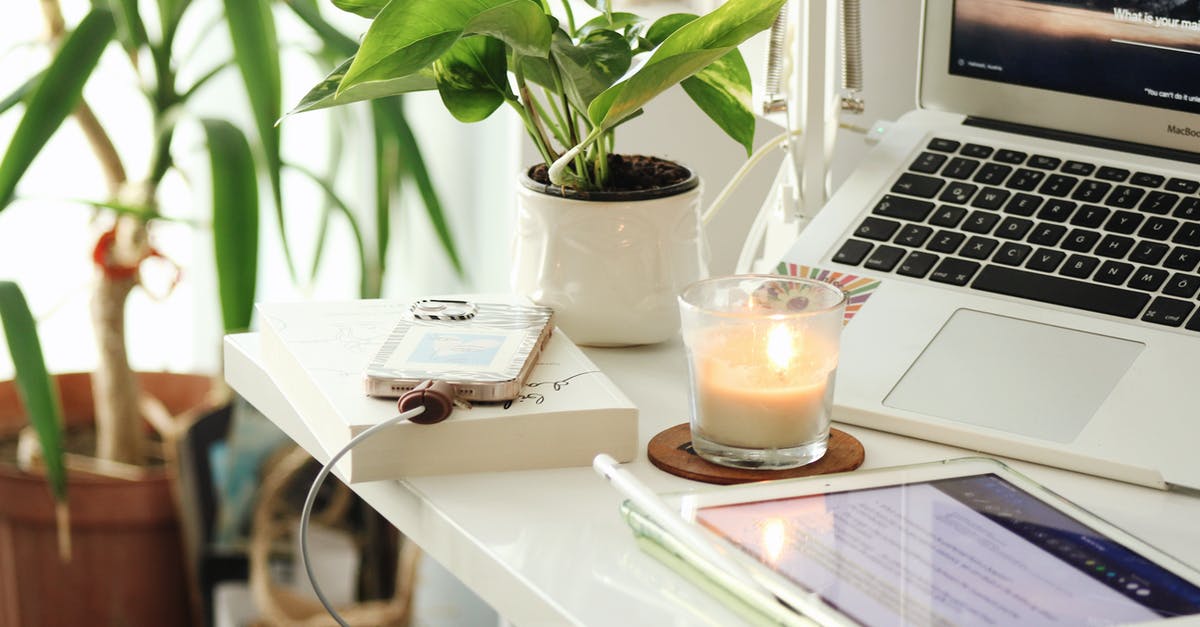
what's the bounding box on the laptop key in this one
[1095,234,1135,258]
[973,265,1150,318]
[1173,223,1200,247]
[1139,191,1178,215]
[1105,185,1145,209]
[833,239,873,265]
[1166,177,1200,194]
[1026,248,1066,272]
[1004,193,1043,216]
[1142,297,1193,327]
[928,138,960,152]
[939,181,978,204]
[898,251,939,278]
[855,217,901,241]
[961,236,1000,259]
[910,151,948,174]
[927,230,966,253]
[961,143,994,158]
[974,163,1012,186]
[894,224,934,247]
[1096,166,1131,182]
[1039,174,1078,197]
[1128,266,1169,291]
[1028,155,1062,170]
[995,217,1034,240]
[1006,169,1045,191]
[1131,172,1166,188]
[873,195,935,221]
[1164,247,1200,272]
[1174,197,1200,221]
[1071,179,1112,203]
[1129,241,1169,265]
[930,205,968,227]
[963,211,1001,234]
[1163,273,1200,298]
[1037,199,1076,222]
[994,243,1032,266]
[892,173,944,198]
[1060,254,1100,278]
[1070,204,1110,228]
[1062,228,1101,252]
[865,245,907,272]
[993,149,1027,164]
[930,258,981,286]
[943,158,980,180]
[1028,224,1067,247]
[1094,261,1134,285]
[1103,210,1143,234]
[1138,217,1178,241]
[1062,160,1096,176]
[971,187,1010,210]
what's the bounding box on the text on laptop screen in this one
[697,474,1200,626]
[950,0,1200,117]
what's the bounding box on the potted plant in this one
[291,0,787,345]
[0,1,453,624]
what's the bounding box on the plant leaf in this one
[221,0,289,280]
[0,282,67,504]
[288,56,436,116]
[0,8,115,210]
[645,14,755,155]
[0,71,43,117]
[340,0,551,92]
[578,11,642,38]
[202,120,259,334]
[100,0,146,55]
[331,0,389,18]
[434,36,510,123]
[284,0,359,57]
[374,97,463,275]
[586,0,784,134]
[549,28,631,115]
[370,101,397,299]
[285,162,371,298]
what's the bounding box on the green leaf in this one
[331,0,389,18]
[284,0,359,57]
[0,71,43,117]
[370,101,398,299]
[340,0,551,92]
[0,9,115,210]
[434,36,510,123]
[223,0,292,283]
[374,98,463,275]
[586,0,784,134]
[288,56,436,116]
[100,0,147,55]
[0,282,67,504]
[578,11,641,38]
[285,162,371,298]
[645,14,755,154]
[548,28,631,114]
[202,120,259,334]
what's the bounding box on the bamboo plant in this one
[0,0,454,544]
[292,0,788,191]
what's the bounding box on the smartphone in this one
[364,299,554,401]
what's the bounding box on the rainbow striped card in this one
[774,262,882,325]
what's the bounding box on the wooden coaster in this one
[647,423,865,485]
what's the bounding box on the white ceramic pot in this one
[511,166,708,346]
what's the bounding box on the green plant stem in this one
[513,69,558,163]
[508,98,554,168]
[532,87,569,148]
[558,0,576,35]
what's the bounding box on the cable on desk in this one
[300,380,456,627]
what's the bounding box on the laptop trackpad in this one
[883,310,1143,443]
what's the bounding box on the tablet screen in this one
[697,474,1200,626]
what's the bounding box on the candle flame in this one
[762,518,788,566]
[766,324,794,371]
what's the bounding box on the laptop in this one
[780,0,1200,492]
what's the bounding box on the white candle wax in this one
[691,324,835,449]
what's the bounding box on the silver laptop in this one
[781,0,1200,491]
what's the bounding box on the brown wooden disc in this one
[647,423,865,485]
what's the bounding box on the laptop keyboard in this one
[834,136,1200,331]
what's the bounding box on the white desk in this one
[225,333,1200,626]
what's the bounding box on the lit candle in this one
[691,323,835,450]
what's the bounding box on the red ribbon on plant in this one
[91,228,182,300]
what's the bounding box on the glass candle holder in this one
[679,275,846,470]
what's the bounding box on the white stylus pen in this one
[593,454,813,626]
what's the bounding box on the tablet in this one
[654,458,1200,626]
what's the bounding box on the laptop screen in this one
[949,0,1200,117]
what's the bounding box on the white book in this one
[250,299,638,482]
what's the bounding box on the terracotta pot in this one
[511,164,709,347]
[0,372,212,627]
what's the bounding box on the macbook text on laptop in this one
[781,0,1200,491]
